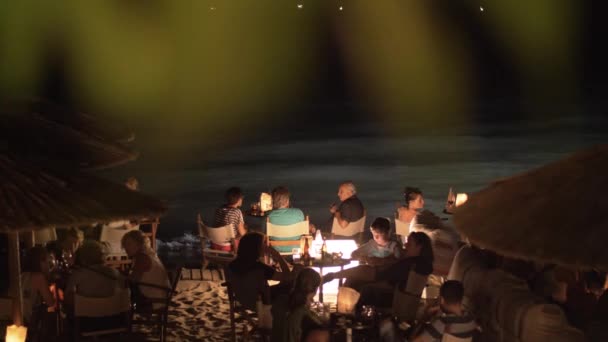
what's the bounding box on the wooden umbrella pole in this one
[8,232,24,326]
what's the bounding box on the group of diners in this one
[210,181,428,250]
[225,228,475,342]
[20,227,170,338]
[216,181,476,341]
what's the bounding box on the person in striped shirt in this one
[214,187,247,239]
[412,280,477,342]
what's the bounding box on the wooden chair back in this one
[266,219,309,255]
[392,270,429,321]
[394,216,410,242]
[331,215,366,237]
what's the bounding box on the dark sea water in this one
[100,115,608,241]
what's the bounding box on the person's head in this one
[125,177,139,191]
[121,230,151,257]
[370,217,391,245]
[289,268,322,310]
[60,228,84,253]
[404,187,424,210]
[75,240,106,267]
[439,280,465,312]
[271,186,291,209]
[337,181,356,202]
[405,231,434,262]
[23,246,50,274]
[225,187,244,207]
[236,232,266,261]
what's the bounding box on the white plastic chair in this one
[266,219,309,255]
[73,287,131,339]
[331,216,366,238]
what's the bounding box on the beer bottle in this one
[302,235,312,266]
[321,238,328,260]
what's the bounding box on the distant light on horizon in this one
[210,6,216,11]
[297,4,303,9]
[339,6,343,11]
[480,6,484,12]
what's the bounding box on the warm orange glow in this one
[455,193,468,207]
[5,325,27,342]
[336,287,360,314]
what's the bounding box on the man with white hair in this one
[330,181,365,228]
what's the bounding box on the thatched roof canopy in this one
[453,144,608,271]
[0,110,138,170]
[0,154,167,233]
[5,98,135,143]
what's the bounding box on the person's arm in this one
[31,273,55,308]
[266,245,291,280]
[334,211,349,228]
[237,221,247,237]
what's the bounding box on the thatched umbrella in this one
[4,98,135,143]
[453,144,608,271]
[0,110,138,170]
[0,154,168,325]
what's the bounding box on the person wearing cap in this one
[351,217,401,266]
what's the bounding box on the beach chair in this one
[223,281,271,342]
[73,287,131,340]
[130,266,182,342]
[197,213,236,280]
[394,215,410,244]
[331,215,366,241]
[392,270,429,322]
[266,218,309,255]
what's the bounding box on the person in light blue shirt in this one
[268,186,305,225]
[267,186,306,253]
[351,217,401,265]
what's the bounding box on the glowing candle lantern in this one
[455,193,468,207]
[337,287,360,314]
[5,325,27,342]
[260,192,272,212]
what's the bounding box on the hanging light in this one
[455,193,468,207]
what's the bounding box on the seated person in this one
[325,181,365,234]
[285,268,327,342]
[65,241,125,305]
[267,186,306,253]
[121,230,170,309]
[226,232,293,310]
[21,246,55,325]
[214,187,247,250]
[268,186,305,225]
[411,280,477,342]
[324,232,433,306]
[397,187,424,225]
[351,217,400,266]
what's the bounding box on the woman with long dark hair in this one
[226,232,293,310]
